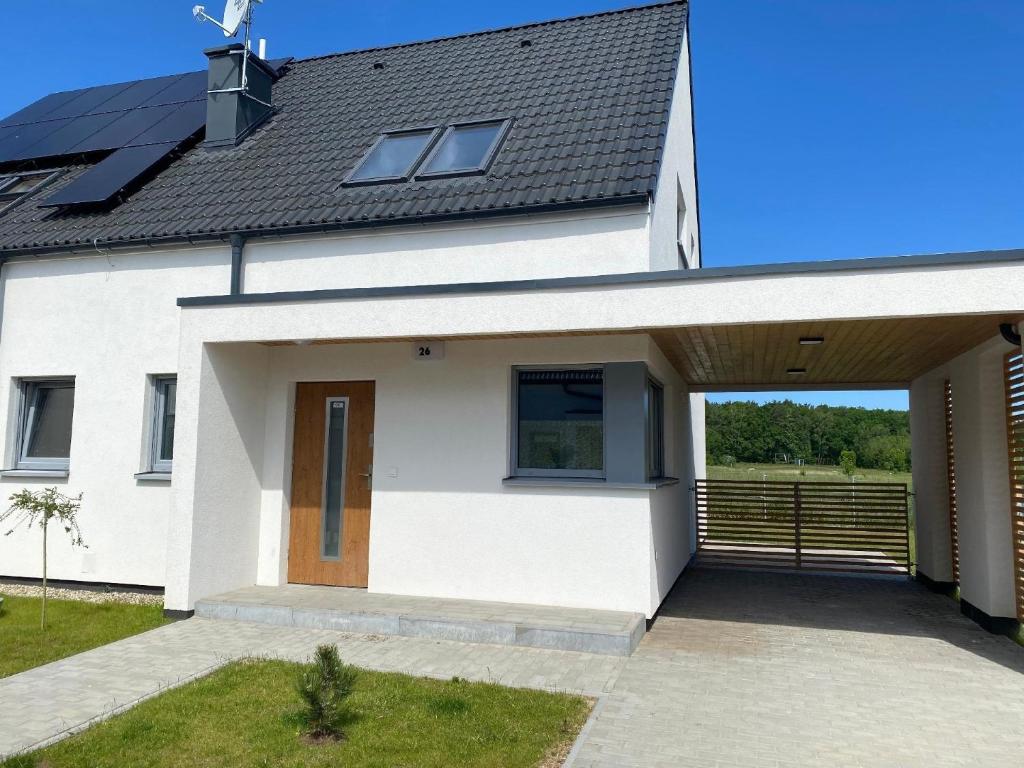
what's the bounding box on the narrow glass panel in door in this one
[321,398,348,560]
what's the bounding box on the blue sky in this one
[4,1,1021,412]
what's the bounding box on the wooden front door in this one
[287,381,375,587]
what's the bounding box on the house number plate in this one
[412,340,445,360]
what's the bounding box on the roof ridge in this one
[294,0,686,64]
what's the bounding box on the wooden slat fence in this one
[695,479,910,575]
[1004,351,1024,622]
[944,380,960,584]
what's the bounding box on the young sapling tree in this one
[1,487,85,629]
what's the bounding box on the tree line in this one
[706,400,911,471]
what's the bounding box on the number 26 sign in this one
[412,340,445,360]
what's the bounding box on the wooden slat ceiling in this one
[649,315,1014,388]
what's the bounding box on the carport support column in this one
[949,343,1017,630]
[909,375,954,586]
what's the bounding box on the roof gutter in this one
[0,195,651,261]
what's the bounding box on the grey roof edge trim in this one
[297,1,686,64]
[176,247,1024,308]
[0,194,651,259]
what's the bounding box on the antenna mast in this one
[192,1,270,106]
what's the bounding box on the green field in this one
[707,462,913,491]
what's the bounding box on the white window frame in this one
[148,375,176,474]
[510,365,606,479]
[15,378,75,472]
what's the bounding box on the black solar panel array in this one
[0,70,209,207]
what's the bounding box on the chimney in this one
[203,43,278,148]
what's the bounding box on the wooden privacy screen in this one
[944,380,960,584]
[1004,351,1024,622]
[695,479,910,575]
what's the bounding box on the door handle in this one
[359,465,372,490]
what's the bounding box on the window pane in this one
[517,370,603,471]
[26,384,74,459]
[322,400,347,559]
[0,173,48,202]
[159,381,176,462]
[349,131,434,181]
[421,122,503,175]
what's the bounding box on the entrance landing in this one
[195,584,645,656]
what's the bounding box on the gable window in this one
[646,378,665,479]
[513,368,604,478]
[345,128,439,184]
[149,376,176,473]
[0,172,53,207]
[15,378,75,472]
[418,120,510,178]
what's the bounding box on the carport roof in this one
[178,247,1024,389]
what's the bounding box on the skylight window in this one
[0,171,52,205]
[346,129,438,183]
[418,120,509,177]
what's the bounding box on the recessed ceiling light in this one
[786,367,807,375]
[799,337,824,345]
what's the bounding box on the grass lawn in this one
[0,594,169,678]
[3,659,592,768]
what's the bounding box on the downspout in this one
[229,234,245,295]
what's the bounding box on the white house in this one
[0,2,1021,636]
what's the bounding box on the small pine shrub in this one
[295,644,358,741]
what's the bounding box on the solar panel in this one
[0,61,278,207]
[0,90,83,129]
[40,142,178,207]
[68,104,178,154]
[139,72,207,107]
[84,75,183,114]
[128,100,205,147]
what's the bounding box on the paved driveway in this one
[569,568,1024,767]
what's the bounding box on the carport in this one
[170,247,1024,633]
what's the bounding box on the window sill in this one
[0,468,69,479]
[134,471,172,482]
[502,476,679,490]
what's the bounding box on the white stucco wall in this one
[909,375,954,583]
[912,335,1018,618]
[163,332,694,615]
[0,247,230,586]
[648,26,700,271]
[242,208,652,294]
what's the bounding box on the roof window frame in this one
[414,117,512,181]
[341,125,443,187]
[0,169,61,214]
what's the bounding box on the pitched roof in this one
[0,1,687,255]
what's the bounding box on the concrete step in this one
[194,584,645,656]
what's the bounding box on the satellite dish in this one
[222,0,250,37]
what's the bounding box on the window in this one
[0,172,52,206]
[418,120,509,177]
[676,183,689,266]
[149,376,176,473]
[346,128,439,183]
[16,379,75,472]
[646,378,665,479]
[513,368,604,477]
